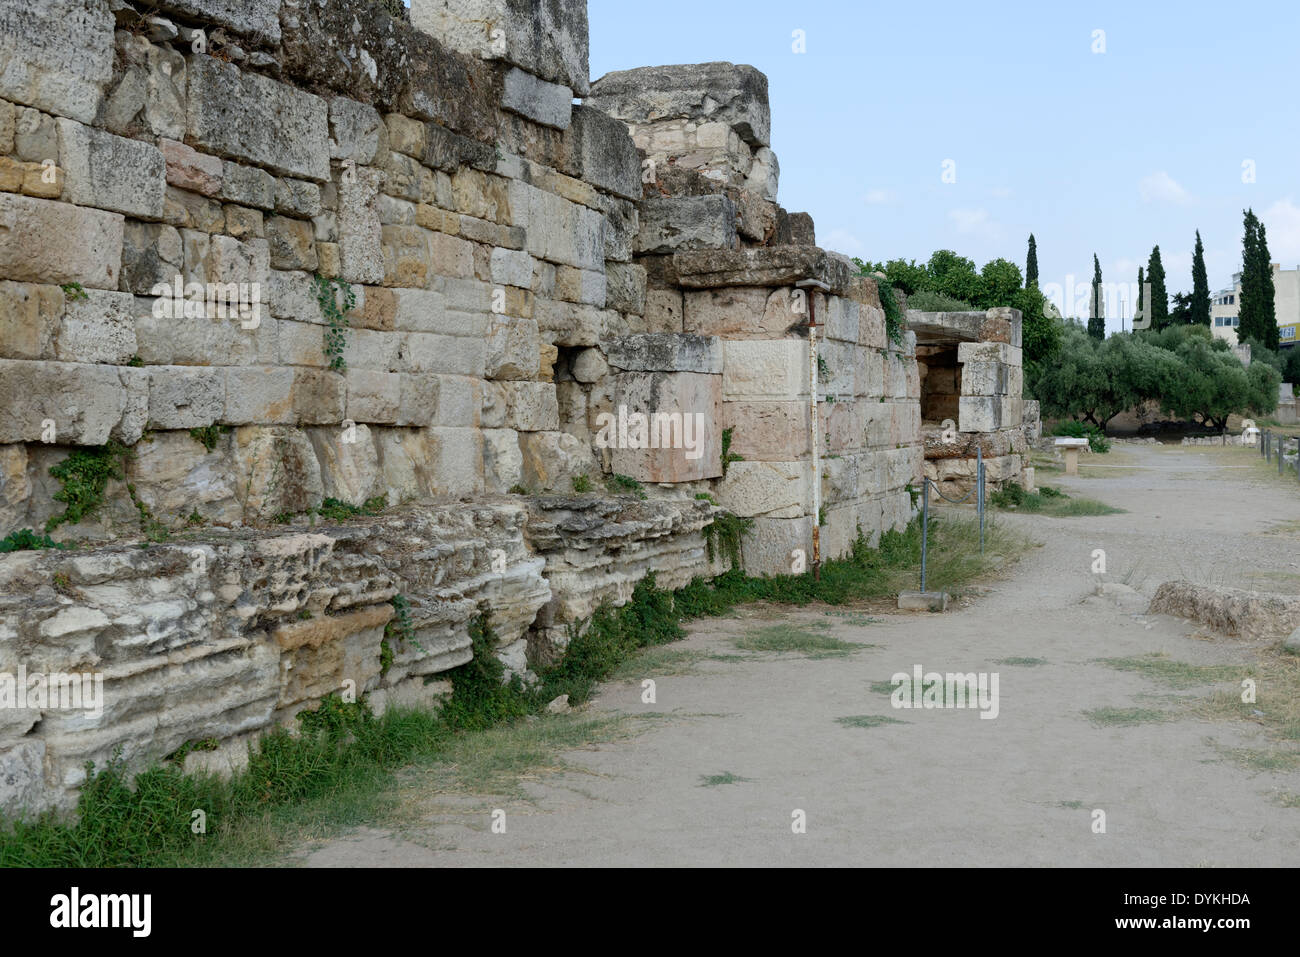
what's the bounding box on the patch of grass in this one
[1058,800,1085,809]
[699,771,751,787]
[60,282,88,302]
[419,713,645,798]
[314,495,388,521]
[990,483,1123,516]
[995,656,1048,666]
[45,441,132,532]
[571,474,592,493]
[869,680,897,695]
[604,473,646,499]
[1098,653,1244,689]
[1275,792,1300,808]
[835,714,904,728]
[702,511,752,567]
[733,624,864,658]
[609,647,745,680]
[720,427,743,477]
[0,528,68,552]
[1083,707,1170,727]
[188,425,230,452]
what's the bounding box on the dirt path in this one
[297,443,1300,867]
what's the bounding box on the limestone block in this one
[186,56,329,182]
[160,138,222,196]
[55,289,137,365]
[0,0,115,124]
[397,373,439,427]
[0,359,144,445]
[430,374,477,428]
[274,605,389,713]
[345,369,400,424]
[739,514,815,578]
[502,381,559,432]
[519,430,597,492]
[490,248,535,289]
[121,221,184,294]
[961,360,1009,396]
[397,332,486,377]
[722,400,809,461]
[483,427,523,492]
[148,366,224,429]
[381,225,431,287]
[588,62,771,148]
[554,266,606,307]
[570,347,608,383]
[307,425,382,506]
[223,366,294,424]
[152,0,281,42]
[274,179,322,219]
[607,371,722,483]
[428,230,475,279]
[0,281,63,360]
[957,340,1022,367]
[959,395,1001,433]
[682,286,799,339]
[485,316,541,380]
[232,425,324,518]
[220,161,277,210]
[721,339,807,400]
[328,97,386,165]
[643,288,684,333]
[266,215,318,271]
[502,67,572,129]
[427,427,484,497]
[569,104,640,201]
[122,430,242,524]
[606,333,722,374]
[605,262,647,316]
[338,167,385,285]
[718,460,810,519]
[744,146,780,202]
[101,34,186,140]
[635,196,738,254]
[0,193,123,289]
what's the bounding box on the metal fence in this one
[1260,430,1300,482]
[920,447,985,593]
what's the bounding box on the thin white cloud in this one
[864,189,894,205]
[1139,171,1191,205]
[1261,197,1300,265]
[990,186,1013,199]
[821,228,868,259]
[947,207,1001,241]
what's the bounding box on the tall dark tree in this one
[1146,246,1169,330]
[1239,210,1279,350]
[1087,253,1105,339]
[1026,234,1039,288]
[1170,291,1193,325]
[1135,266,1144,329]
[1190,230,1211,326]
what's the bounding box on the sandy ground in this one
[297,443,1300,867]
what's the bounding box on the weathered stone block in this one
[485,316,540,380]
[606,334,722,374]
[519,429,596,492]
[0,194,123,289]
[635,196,738,254]
[502,381,559,432]
[148,366,224,429]
[55,289,137,365]
[721,339,807,399]
[607,371,722,483]
[0,0,114,124]
[186,56,329,182]
[502,67,572,129]
[588,62,770,148]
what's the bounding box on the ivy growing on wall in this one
[314,276,355,372]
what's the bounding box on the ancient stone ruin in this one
[0,0,1027,813]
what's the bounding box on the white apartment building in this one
[1210,264,1300,348]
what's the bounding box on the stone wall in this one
[0,0,923,813]
[912,308,1029,495]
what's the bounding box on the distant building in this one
[1210,264,1300,348]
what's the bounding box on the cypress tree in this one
[1190,230,1211,326]
[1146,246,1169,330]
[1135,266,1144,329]
[1087,253,1105,339]
[1026,234,1039,288]
[1238,209,1278,347]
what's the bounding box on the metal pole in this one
[1261,430,1267,457]
[1265,431,1271,463]
[921,477,929,593]
[1281,439,1285,474]
[796,279,830,582]
[977,446,984,554]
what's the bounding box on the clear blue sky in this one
[589,0,1300,332]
